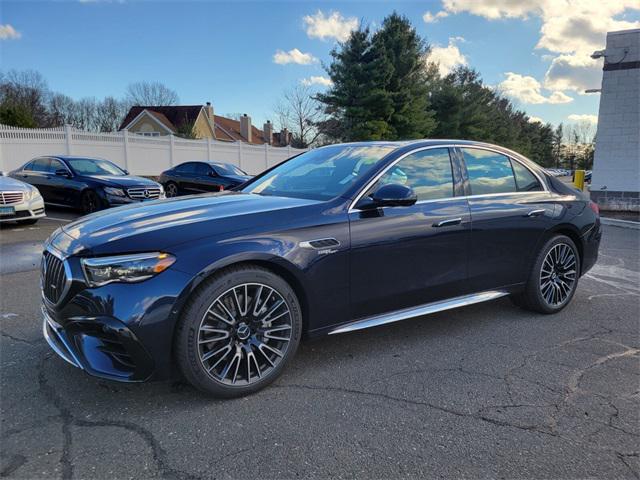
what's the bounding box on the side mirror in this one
[55,168,71,177]
[356,183,417,210]
[123,169,130,175]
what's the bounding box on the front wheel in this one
[175,265,302,398]
[512,234,581,314]
[81,190,100,215]
[165,182,179,198]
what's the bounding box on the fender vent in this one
[301,238,340,249]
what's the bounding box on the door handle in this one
[433,217,462,227]
[526,209,546,217]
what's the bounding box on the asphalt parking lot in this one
[1,211,639,479]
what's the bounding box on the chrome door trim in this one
[348,144,550,213]
[328,289,510,335]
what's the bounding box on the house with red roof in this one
[118,103,291,146]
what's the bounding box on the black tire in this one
[512,234,581,314]
[165,182,179,198]
[175,265,302,398]
[16,218,38,225]
[81,190,100,215]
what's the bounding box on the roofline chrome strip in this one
[328,290,510,335]
[347,144,549,213]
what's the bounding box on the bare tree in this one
[274,85,325,148]
[95,96,129,132]
[0,69,51,126]
[49,93,76,127]
[125,81,179,106]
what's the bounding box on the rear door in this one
[457,147,554,290]
[349,147,471,319]
[193,163,221,192]
[172,163,197,193]
[22,158,55,201]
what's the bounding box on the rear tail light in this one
[589,201,600,216]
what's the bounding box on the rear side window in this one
[175,163,195,174]
[462,148,516,195]
[375,148,454,201]
[511,160,543,192]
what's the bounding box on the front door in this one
[349,147,470,319]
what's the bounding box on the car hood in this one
[0,176,31,191]
[57,192,319,255]
[81,175,159,188]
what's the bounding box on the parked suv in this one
[40,140,601,397]
[11,156,164,214]
[0,174,45,224]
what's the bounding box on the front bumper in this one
[0,196,45,222]
[41,249,193,382]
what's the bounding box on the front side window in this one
[373,148,454,201]
[242,145,395,201]
[66,158,126,176]
[511,160,543,192]
[462,148,516,195]
[49,159,67,174]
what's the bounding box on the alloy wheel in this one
[197,283,292,386]
[539,242,577,307]
[166,183,178,197]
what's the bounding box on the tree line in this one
[0,70,178,132]
[276,12,595,168]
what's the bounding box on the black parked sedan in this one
[41,140,601,398]
[11,156,164,214]
[159,161,251,197]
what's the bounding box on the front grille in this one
[127,187,162,200]
[0,191,24,205]
[42,250,68,304]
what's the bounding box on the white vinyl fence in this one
[0,124,306,176]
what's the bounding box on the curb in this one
[600,217,640,230]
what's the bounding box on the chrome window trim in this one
[348,144,549,213]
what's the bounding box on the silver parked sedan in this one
[0,174,46,224]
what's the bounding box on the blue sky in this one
[1,1,639,129]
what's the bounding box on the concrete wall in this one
[590,29,640,211]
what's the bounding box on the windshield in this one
[213,164,247,176]
[66,158,126,176]
[241,145,395,200]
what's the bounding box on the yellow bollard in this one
[574,170,585,191]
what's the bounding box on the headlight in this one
[27,186,42,200]
[104,187,126,197]
[81,252,176,287]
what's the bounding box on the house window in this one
[137,132,161,137]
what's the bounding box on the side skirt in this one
[328,290,510,335]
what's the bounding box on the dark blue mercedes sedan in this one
[11,156,164,214]
[40,140,601,397]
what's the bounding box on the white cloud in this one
[273,49,317,65]
[428,37,468,75]
[303,10,359,42]
[423,10,450,23]
[528,116,545,123]
[301,76,333,87]
[437,0,640,93]
[0,24,21,40]
[544,53,602,93]
[500,72,573,104]
[568,114,598,124]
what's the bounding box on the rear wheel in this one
[175,265,302,398]
[512,234,580,314]
[81,190,100,215]
[165,182,179,198]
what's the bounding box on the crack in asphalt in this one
[0,330,39,346]
[36,354,200,480]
